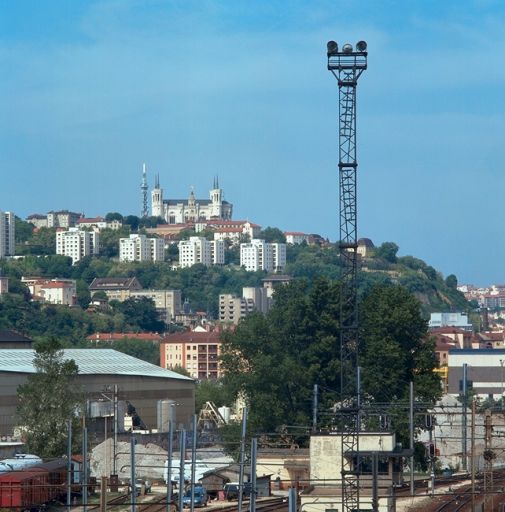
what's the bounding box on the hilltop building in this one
[152,176,232,224]
[56,228,99,264]
[0,211,15,258]
[27,210,83,229]
[119,234,164,262]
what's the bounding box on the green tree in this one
[15,217,34,244]
[17,338,83,457]
[374,242,399,263]
[221,278,441,435]
[112,297,165,332]
[445,274,458,289]
[196,379,234,413]
[259,227,286,243]
[110,338,160,365]
[105,212,124,222]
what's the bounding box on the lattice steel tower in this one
[327,39,368,512]
[141,163,149,218]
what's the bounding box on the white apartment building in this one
[119,234,164,263]
[56,228,99,264]
[240,239,286,272]
[0,211,15,258]
[178,237,225,268]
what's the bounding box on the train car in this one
[34,459,67,502]
[0,454,42,473]
[0,458,68,511]
[0,468,49,510]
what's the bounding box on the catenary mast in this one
[327,39,368,512]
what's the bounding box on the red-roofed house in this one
[160,327,223,379]
[21,277,77,305]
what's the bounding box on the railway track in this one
[86,495,287,512]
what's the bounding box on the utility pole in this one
[462,363,468,471]
[471,399,476,512]
[238,407,248,512]
[409,382,414,496]
[483,409,493,512]
[166,421,174,512]
[327,39,368,512]
[67,419,72,512]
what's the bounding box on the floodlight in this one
[342,43,353,53]
[327,40,338,54]
[356,40,367,52]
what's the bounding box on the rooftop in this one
[0,349,193,380]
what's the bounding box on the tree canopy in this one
[17,339,83,458]
[220,278,441,436]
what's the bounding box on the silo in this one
[157,399,177,432]
[218,406,231,424]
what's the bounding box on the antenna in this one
[141,163,149,218]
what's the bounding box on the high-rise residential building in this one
[178,237,225,268]
[239,239,286,272]
[219,286,270,324]
[119,234,164,262]
[0,211,15,258]
[56,228,99,264]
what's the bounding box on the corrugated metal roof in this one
[0,349,193,381]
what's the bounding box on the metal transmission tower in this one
[141,163,149,218]
[327,39,368,512]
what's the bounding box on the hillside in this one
[0,238,470,346]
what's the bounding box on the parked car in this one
[182,485,208,507]
[130,478,152,495]
[223,482,252,501]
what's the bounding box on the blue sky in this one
[1,0,504,284]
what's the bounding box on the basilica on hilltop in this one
[151,176,233,224]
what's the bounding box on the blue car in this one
[182,486,208,508]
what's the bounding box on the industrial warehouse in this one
[0,349,195,437]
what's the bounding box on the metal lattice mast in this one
[327,39,367,512]
[141,163,149,218]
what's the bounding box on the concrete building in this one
[178,237,225,268]
[56,228,99,264]
[89,277,142,300]
[0,275,8,295]
[76,217,122,231]
[0,330,33,349]
[284,232,309,245]
[22,277,77,305]
[45,210,83,228]
[127,289,182,323]
[0,349,195,436]
[88,278,181,323]
[119,234,164,263]
[160,327,222,379]
[195,220,261,245]
[429,312,472,331]
[301,433,406,512]
[448,348,505,399]
[240,239,286,272]
[219,287,270,324]
[152,176,232,224]
[0,211,15,258]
